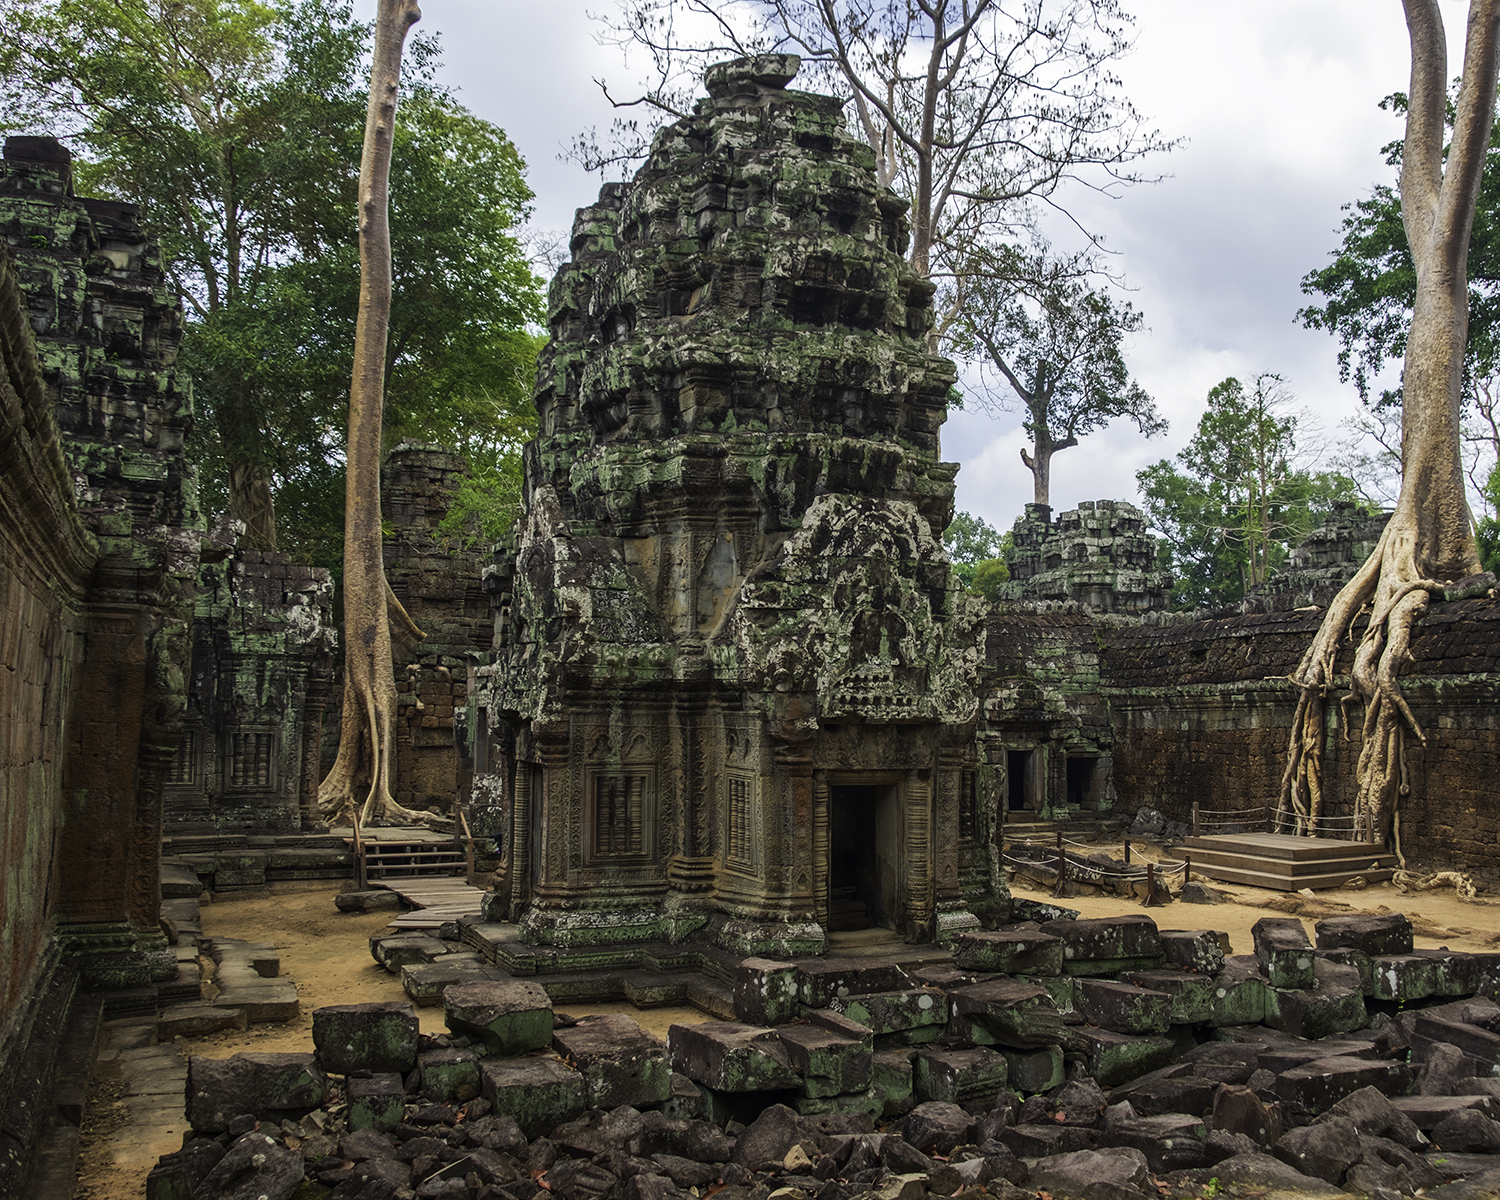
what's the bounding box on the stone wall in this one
[383,444,492,816]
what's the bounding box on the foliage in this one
[951,243,1164,504]
[971,556,1011,602]
[579,0,1174,335]
[0,0,544,562]
[1137,375,1361,609]
[942,509,1011,599]
[1298,88,1500,406]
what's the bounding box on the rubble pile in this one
[147,907,1500,1198]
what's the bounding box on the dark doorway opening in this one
[830,785,882,931]
[1007,751,1032,812]
[1067,756,1098,809]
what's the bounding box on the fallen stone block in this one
[1121,1074,1218,1118]
[479,1056,584,1139]
[554,1014,671,1108]
[948,979,1062,1048]
[1431,1107,1500,1153]
[1273,1115,1360,1184]
[193,1130,302,1199]
[1316,946,1374,993]
[998,1045,1064,1095]
[311,1001,419,1075]
[1272,1055,1415,1115]
[370,932,454,972]
[158,1003,247,1039]
[1211,1083,1284,1148]
[1041,914,1163,974]
[347,1073,405,1132]
[418,1047,481,1102]
[1210,956,1273,1026]
[795,959,909,1008]
[1029,1146,1151,1196]
[1314,912,1414,957]
[825,988,946,1037]
[1097,1112,1209,1172]
[1266,959,1367,1039]
[1159,929,1228,975]
[901,1100,976,1155]
[1076,979,1170,1034]
[1411,1010,1500,1072]
[1414,948,1483,997]
[443,979,553,1055]
[1125,969,1216,1024]
[790,1086,882,1121]
[1071,1028,1175,1088]
[999,1123,1099,1157]
[733,958,799,1025]
[871,1049,915,1117]
[1321,1084,1427,1149]
[774,1022,871,1098]
[1370,954,1438,1004]
[335,889,402,913]
[1193,1151,1345,1196]
[187,1052,327,1133]
[951,927,1064,976]
[913,1047,1007,1105]
[1392,1094,1500,1130]
[1252,917,1315,990]
[668,1021,799,1092]
[143,1138,224,1200]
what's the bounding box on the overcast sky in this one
[367,1,1468,535]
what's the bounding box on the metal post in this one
[1184,853,1192,880]
[1053,832,1068,899]
[353,810,367,891]
[1123,840,1131,865]
[1192,802,1200,837]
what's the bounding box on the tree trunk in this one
[317,0,429,829]
[1277,0,1498,849]
[227,459,277,551]
[1021,443,1052,507]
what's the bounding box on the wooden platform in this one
[1163,831,1397,891]
[373,876,487,929]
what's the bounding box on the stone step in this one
[1162,858,1395,892]
[1180,832,1392,862]
[1170,846,1396,876]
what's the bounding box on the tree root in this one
[1393,868,1478,901]
[1275,517,1449,846]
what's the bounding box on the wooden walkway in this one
[1163,831,1397,891]
[372,876,487,929]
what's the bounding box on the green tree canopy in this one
[1136,375,1361,609]
[942,509,1011,598]
[0,0,545,562]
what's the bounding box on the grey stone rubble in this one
[146,906,1500,1199]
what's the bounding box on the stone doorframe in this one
[812,769,932,939]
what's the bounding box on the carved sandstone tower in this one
[475,57,991,957]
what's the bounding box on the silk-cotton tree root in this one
[1276,0,1499,850]
[317,0,440,830]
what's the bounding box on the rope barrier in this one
[1193,805,1269,816]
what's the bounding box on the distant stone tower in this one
[473,56,991,957]
[1003,500,1171,613]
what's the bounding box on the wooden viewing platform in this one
[1162,831,1397,892]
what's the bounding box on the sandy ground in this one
[69,868,1500,1198]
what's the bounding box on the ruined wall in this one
[1100,600,1500,879]
[1000,500,1171,613]
[167,549,335,834]
[2,136,199,987]
[383,444,492,815]
[0,240,96,1086]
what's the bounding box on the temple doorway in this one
[829,782,898,931]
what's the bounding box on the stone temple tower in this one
[474,56,991,958]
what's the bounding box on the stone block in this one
[347,1073,405,1132]
[401,957,509,1006]
[733,958,799,1025]
[667,1021,799,1092]
[1159,929,1228,975]
[336,889,402,913]
[418,1047,481,1102]
[803,1007,873,1045]
[913,1047,1007,1105]
[1251,917,1315,990]
[1413,948,1482,997]
[998,1045,1065,1095]
[1122,1074,1219,1118]
[1314,912,1414,956]
[370,933,451,972]
[479,1056,584,1139]
[1097,1113,1209,1172]
[774,1022,871,1098]
[158,1004,247,1039]
[951,928,1065,975]
[186,1052,328,1133]
[1272,1116,1360,1184]
[901,1100,976,1155]
[999,1123,1099,1157]
[794,959,910,1008]
[872,1049,915,1117]
[1391,1094,1500,1131]
[790,1087,883,1121]
[1210,956,1273,1026]
[1041,914,1162,974]
[1124,969,1216,1024]
[1272,1056,1416,1115]
[442,980,552,1054]
[948,979,1062,1048]
[311,1001,420,1075]
[1370,954,1438,1004]
[1069,1028,1174,1087]
[1029,1147,1151,1198]
[1316,946,1374,993]
[1076,979,1171,1034]
[1211,1083,1284,1148]
[825,989,946,1036]
[1266,959,1367,1040]
[553,1014,671,1108]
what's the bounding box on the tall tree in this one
[317,0,426,827]
[943,509,1010,591]
[581,0,1173,335]
[1278,0,1498,847]
[1137,375,1358,609]
[953,247,1163,505]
